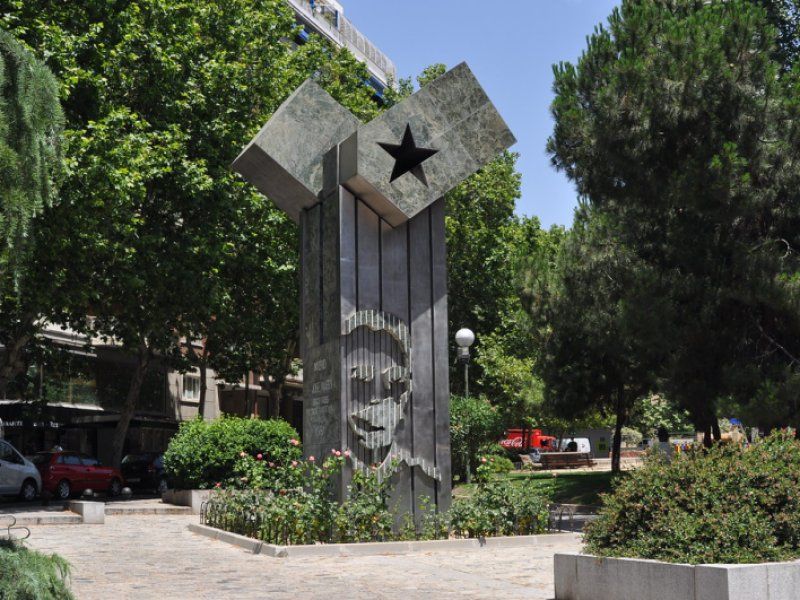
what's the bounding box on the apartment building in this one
[287,0,397,100]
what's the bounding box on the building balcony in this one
[286,0,397,88]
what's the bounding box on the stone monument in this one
[232,63,515,517]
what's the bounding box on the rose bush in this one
[204,451,397,545]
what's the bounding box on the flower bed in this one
[202,451,550,545]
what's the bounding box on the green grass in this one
[454,470,617,506]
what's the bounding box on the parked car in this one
[0,439,41,501]
[32,451,124,500]
[121,453,168,494]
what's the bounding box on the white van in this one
[559,437,591,454]
[0,440,41,501]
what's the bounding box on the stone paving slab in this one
[26,514,581,599]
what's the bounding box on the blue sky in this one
[340,0,620,228]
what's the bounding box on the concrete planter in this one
[555,553,800,600]
[189,523,580,558]
[161,489,211,515]
[67,500,105,524]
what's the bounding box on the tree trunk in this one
[244,376,251,417]
[198,344,209,420]
[267,340,296,420]
[703,423,713,448]
[268,380,283,419]
[712,420,722,442]
[611,388,626,474]
[0,333,32,399]
[110,341,150,468]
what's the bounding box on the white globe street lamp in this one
[455,328,475,398]
[455,327,476,483]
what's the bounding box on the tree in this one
[3,0,381,465]
[527,211,666,472]
[547,0,800,441]
[0,30,64,397]
[203,198,299,419]
[628,394,693,439]
[472,218,566,426]
[449,394,503,484]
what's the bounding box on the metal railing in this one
[286,0,397,86]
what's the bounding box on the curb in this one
[188,523,581,558]
[105,505,192,516]
[10,514,82,526]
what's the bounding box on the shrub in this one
[480,454,515,474]
[584,432,800,564]
[163,416,301,489]
[0,540,73,600]
[449,477,550,538]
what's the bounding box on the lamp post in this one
[455,328,475,398]
[455,328,475,482]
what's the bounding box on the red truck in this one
[499,429,558,453]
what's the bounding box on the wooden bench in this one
[540,452,594,470]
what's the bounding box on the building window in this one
[183,375,200,402]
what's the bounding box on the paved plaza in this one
[25,514,581,599]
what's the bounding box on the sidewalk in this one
[26,514,582,599]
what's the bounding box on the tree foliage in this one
[0,29,63,276]
[0,29,64,397]
[1,0,379,464]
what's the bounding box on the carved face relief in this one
[343,310,440,482]
[348,363,408,451]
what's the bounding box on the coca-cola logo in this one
[500,438,523,448]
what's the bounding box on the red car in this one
[32,451,125,500]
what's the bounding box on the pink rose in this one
[344,450,351,458]
[290,438,300,446]
[268,462,275,468]
[214,482,221,488]
[256,453,263,460]
[308,456,315,462]
[239,451,247,458]
[334,450,342,457]
[481,457,487,464]
[291,460,298,467]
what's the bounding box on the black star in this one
[378,124,438,187]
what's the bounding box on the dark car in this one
[32,451,125,500]
[121,453,168,494]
